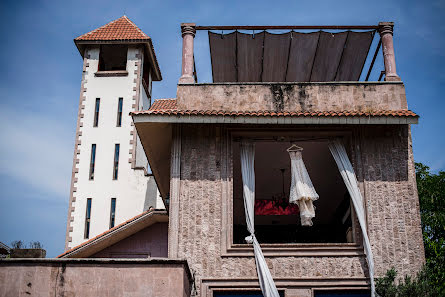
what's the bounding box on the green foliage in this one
[375,266,441,297]
[375,163,444,296]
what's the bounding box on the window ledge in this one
[223,243,364,257]
[95,70,128,77]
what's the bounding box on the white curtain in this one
[288,150,319,226]
[240,141,280,297]
[328,139,375,297]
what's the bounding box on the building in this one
[65,16,165,251]
[0,17,425,297]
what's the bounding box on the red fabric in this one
[254,199,299,216]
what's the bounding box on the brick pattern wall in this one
[351,125,425,277]
[172,124,424,295]
[174,125,381,295]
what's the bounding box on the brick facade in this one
[169,123,424,296]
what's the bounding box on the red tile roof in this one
[57,209,166,258]
[133,99,419,118]
[75,16,150,41]
[74,16,162,81]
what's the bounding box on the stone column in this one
[378,22,401,81]
[179,23,196,84]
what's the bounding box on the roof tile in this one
[76,16,150,41]
[134,99,419,118]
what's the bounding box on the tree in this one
[375,163,444,296]
[415,163,444,294]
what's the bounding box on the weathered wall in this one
[169,124,424,296]
[350,125,425,276]
[92,222,168,258]
[0,259,191,297]
[176,82,408,112]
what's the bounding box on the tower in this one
[65,16,164,250]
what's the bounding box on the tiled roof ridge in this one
[57,209,166,258]
[75,16,149,41]
[122,15,150,39]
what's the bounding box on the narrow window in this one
[89,144,96,180]
[116,97,123,127]
[113,144,120,180]
[84,198,92,239]
[109,198,116,228]
[93,98,100,127]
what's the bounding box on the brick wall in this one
[351,125,425,277]
[170,124,424,296]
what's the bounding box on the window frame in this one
[84,198,92,239]
[89,144,96,180]
[116,97,123,127]
[109,198,116,229]
[220,128,364,257]
[113,144,120,180]
[93,98,100,127]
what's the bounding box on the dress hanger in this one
[286,143,303,152]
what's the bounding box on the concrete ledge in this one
[0,258,192,297]
[176,82,408,113]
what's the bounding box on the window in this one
[98,45,128,71]
[109,198,116,228]
[89,144,96,180]
[116,97,123,127]
[93,98,100,127]
[113,144,120,180]
[232,140,353,244]
[84,198,92,239]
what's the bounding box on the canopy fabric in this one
[209,30,374,82]
[328,139,375,297]
[288,150,319,226]
[240,141,280,297]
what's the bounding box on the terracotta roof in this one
[75,16,150,41]
[134,99,419,118]
[58,209,167,258]
[74,16,162,81]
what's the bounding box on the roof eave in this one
[132,113,419,125]
[59,210,168,258]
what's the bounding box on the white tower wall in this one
[65,46,163,250]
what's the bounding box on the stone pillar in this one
[378,22,401,81]
[179,23,196,84]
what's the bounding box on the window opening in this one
[109,198,116,228]
[84,198,92,239]
[233,140,353,244]
[117,97,123,127]
[93,98,100,127]
[89,144,96,180]
[113,144,120,180]
[98,45,128,71]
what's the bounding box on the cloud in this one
[0,106,73,199]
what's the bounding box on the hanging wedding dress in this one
[288,145,319,226]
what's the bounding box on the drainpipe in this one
[378,22,401,81]
[179,23,196,84]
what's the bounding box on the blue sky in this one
[0,0,444,257]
